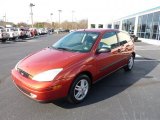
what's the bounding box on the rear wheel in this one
[68,74,91,104]
[124,55,134,71]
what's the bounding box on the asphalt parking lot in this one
[0,34,160,120]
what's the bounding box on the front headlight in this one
[32,68,63,82]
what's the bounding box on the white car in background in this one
[69,29,76,32]
[5,28,19,40]
[37,28,48,35]
[15,28,22,37]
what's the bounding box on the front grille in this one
[17,68,32,79]
[17,85,30,96]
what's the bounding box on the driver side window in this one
[98,32,119,49]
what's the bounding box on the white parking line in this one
[135,54,160,62]
[135,46,160,51]
[135,54,142,58]
[135,59,160,62]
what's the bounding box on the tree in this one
[34,22,44,28]
[77,19,88,29]
[61,21,72,29]
[60,19,88,30]
[53,22,59,29]
[17,22,29,27]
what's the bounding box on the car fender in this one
[57,57,97,84]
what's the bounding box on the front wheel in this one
[124,55,134,71]
[67,75,91,104]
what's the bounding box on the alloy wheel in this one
[74,79,89,101]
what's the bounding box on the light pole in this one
[3,15,6,22]
[72,10,75,29]
[50,13,53,28]
[30,3,35,28]
[58,10,62,29]
[3,16,5,21]
[3,13,6,27]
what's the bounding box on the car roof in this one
[77,29,119,34]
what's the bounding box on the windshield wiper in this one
[54,47,72,51]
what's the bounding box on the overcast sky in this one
[0,0,159,24]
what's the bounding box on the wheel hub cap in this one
[128,57,133,69]
[74,79,89,101]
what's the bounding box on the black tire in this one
[67,74,91,104]
[2,39,6,43]
[12,37,16,41]
[124,55,134,71]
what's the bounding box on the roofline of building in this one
[116,6,160,22]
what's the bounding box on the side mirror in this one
[96,47,111,54]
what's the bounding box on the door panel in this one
[94,31,125,81]
[94,47,124,80]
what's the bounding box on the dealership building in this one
[88,6,160,45]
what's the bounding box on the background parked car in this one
[20,28,32,39]
[37,28,48,35]
[129,30,138,41]
[0,28,9,43]
[48,28,54,34]
[5,28,19,40]
[29,28,38,37]
[15,28,27,39]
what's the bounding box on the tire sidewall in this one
[68,74,91,104]
[128,55,134,70]
[124,55,134,71]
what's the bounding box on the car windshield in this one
[52,31,99,52]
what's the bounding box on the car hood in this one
[18,47,88,76]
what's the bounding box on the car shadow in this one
[14,40,27,42]
[1,41,16,44]
[52,58,159,109]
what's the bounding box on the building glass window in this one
[122,20,127,31]
[98,24,103,28]
[114,21,120,29]
[145,13,153,39]
[152,11,160,40]
[122,18,135,34]
[137,11,160,40]
[141,15,147,34]
[91,24,95,28]
[137,16,142,37]
[107,24,112,28]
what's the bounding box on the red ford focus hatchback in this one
[11,29,135,103]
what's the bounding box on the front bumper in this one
[11,69,71,102]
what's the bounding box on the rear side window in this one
[99,32,119,49]
[117,32,131,45]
